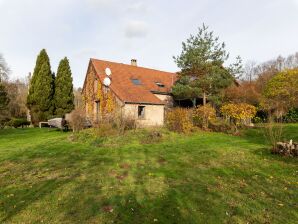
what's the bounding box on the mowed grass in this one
[0,125,297,224]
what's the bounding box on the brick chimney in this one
[131,59,137,66]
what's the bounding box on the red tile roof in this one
[90,59,177,105]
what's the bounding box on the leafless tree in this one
[5,79,28,118]
[0,54,10,82]
[74,87,83,109]
[244,61,257,82]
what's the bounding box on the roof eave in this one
[151,90,172,95]
[124,101,165,106]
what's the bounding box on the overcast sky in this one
[1,0,298,87]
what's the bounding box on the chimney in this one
[131,59,137,66]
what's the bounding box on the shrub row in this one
[6,118,30,128]
[283,108,298,123]
[166,105,234,133]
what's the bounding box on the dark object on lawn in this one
[102,205,113,213]
[273,140,298,157]
[61,116,69,132]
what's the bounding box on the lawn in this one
[0,125,297,224]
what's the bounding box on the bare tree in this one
[74,87,83,109]
[244,61,257,82]
[0,54,10,82]
[5,79,28,118]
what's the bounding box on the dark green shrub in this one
[0,117,10,129]
[283,108,298,123]
[252,116,263,124]
[7,118,30,128]
[255,110,268,123]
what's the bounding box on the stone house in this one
[82,58,177,126]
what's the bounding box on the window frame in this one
[138,105,145,119]
[95,100,100,122]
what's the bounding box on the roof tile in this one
[91,59,177,105]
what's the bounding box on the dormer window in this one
[155,82,165,88]
[131,79,141,85]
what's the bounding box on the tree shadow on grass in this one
[0,178,71,222]
[59,180,223,224]
[0,140,117,223]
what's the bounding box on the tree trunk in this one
[203,92,206,106]
[192,98,197,108]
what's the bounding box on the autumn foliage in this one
[193,104,216,129]
[224,81,261,106]
[262,69,298,115]
[221,103,257,125]
[166,108,193,133]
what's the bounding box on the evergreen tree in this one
[0,83,9,110]
[0,82,10,128]
[54,57,74,116]
[27,49,54,124]
[173,24,242,107]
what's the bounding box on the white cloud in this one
[1,0,298,87]
[85,0,118,10]
[74,49,98,59]
[126,1,147,13]
[124,20,148,38]
[292,0,298,6]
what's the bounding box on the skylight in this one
[131,79,141,85]
[155,82,165,88]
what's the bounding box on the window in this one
[95,101,100,122]
[131,79,141,85]
[103,86,109,94]
[138,106,145,119]
[155,82,165,88]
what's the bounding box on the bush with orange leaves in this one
[221,103,257,130]
[193,104,216,129]
[166,108,193,133]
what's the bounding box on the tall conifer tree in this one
[54,57,74,116]
[173,24,242,107]
[27,49,54,124]
[0,83,9,110]
[0,82,9,128]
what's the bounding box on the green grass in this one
[0,125,297,223]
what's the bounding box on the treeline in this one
[0,54,28,128]
[172,24,297,124]
[224,53,298,122]
[0,50,79,128]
